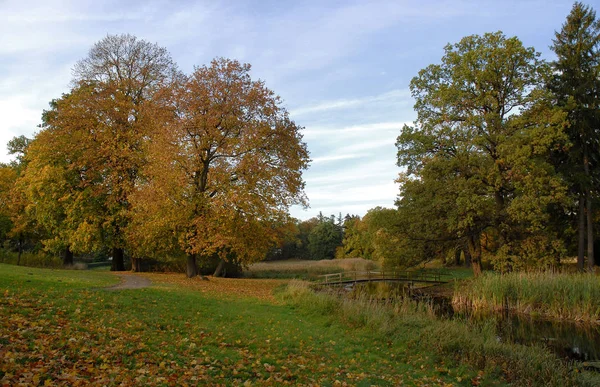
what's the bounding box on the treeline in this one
[270,207,426,267]
[0,35,309,277]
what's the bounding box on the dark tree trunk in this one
[467,234,482,277]
[213,258,225,277]
[463,246,472,268]
[131,257,142,272]
[586,195,594,270]
[63,246,74,266]
[584,146,594,271]
[111,247,125,271]
[186,254,198,278]
[17,233,23,266]
[578,195,586,271]
[454,248,462,266]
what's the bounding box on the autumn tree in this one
[0,165,17,248]
[20,34,178,270]
[130,58,309,277]
[396,32,568,275]
[549,2,600,271]
[340,214,365,258]
[3,136,37,264]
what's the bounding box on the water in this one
[344,282,600,366]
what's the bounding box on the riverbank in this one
[452,271,600,323]
[281,280,600,386]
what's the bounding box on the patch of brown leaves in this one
[141,273,287,303]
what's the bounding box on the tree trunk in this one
[111,247,125,271]
[586,194,595,270]
[463,246,472,268]
[63,246,74,266]
[584,146,595,271]
[454,248,462,266]
[213,258,225,277]
[186,254,198,278]
[131,257,142,272]
[467,234,482,277]
[17,232,23,266]
[578,195,586,271]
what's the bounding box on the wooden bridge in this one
[314,270,451,287]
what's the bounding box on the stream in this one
[342,282,600,367]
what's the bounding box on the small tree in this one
[308,219,343,260]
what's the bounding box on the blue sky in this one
[0,0,577,219]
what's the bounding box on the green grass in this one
[1,263,597,386]
[453,271,600,322]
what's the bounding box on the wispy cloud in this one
[304,121,408,140]
[291,90,410,117]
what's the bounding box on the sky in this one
[0,0,578,220]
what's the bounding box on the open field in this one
[1,264,598,386]
[244,258,380,280]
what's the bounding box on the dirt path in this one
[106,273,152,290]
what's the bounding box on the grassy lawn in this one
[0,263,494,386]
[2,263,595,386]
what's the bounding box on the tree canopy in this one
[127,58,309,277]
[396,32,568,274]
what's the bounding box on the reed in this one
[453,271,600,322]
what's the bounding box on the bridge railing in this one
[318,270,451,284]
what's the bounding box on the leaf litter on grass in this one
[1,268,490,386]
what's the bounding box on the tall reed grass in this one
[279,280,596,386]
[453,271,600,322]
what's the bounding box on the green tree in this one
[397,32,568,275]
[308,218,343,260]
[549,2,600,271]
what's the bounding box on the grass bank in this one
[453,271,600,322]
[280,281,599,387]
[0,264,489,386]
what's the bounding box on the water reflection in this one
[470,311,600,362]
